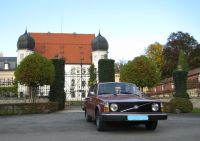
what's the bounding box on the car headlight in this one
[152,103,159,111]
[110,103,118,112]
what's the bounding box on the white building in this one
[16,30,109,100]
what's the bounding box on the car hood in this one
[97,94,159,103]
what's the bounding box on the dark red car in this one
[83,82,167,131]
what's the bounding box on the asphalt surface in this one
[0,106,200,141]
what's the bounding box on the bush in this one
[170,97,193,113]
[162,102,171,113]
[0,102,58,115]
[98,59,115,82]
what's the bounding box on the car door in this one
[85,85,97,118]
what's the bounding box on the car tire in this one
[96,111,105,131]
[85,111,92,122]
[145,121,158,130]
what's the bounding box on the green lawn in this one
[192,108,200,113]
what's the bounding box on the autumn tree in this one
[162,31,199,78]
[120,55,160,91]
[145,42,164,70]
[15,53,55,102]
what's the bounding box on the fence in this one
[147,81,200,98]
[0,78,50,98]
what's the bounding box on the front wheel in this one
[145,121,158,130]
[96,111,105,131]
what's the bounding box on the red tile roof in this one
[30,32,95,64]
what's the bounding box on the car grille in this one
[111,102,160,113]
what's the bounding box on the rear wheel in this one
[96,111,105,131]
[145,121,158,130]
[85,111,92,122]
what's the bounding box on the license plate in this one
[127,115,148,121]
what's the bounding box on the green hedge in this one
[0,102,58,115]
[98,59,115,82]
[0,86,17,97]
[169,97,193,113]
[173,70,189,98]
[49,59,65,110]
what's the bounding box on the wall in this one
[0,97,49,104]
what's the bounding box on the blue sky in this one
[1,0,200,62]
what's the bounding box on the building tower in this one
[17,29,35,97]
[91,31,109,70]
[17,29,35,64]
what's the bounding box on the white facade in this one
[17,49,35,97]
[17,49,34,65]
[92,50,108,69]
[65,64,90,101]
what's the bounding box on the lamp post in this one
[80,47,84,107]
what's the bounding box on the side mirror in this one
[89,92,95,96]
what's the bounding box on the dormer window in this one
[4,63,9,70]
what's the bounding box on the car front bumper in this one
[101,112,168,121]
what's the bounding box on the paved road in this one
[0,106,200,141]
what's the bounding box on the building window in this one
[198,74,200,82]
[93,55,97,61]
[4,63,9,70]
[104,54,108,59]
[71,79,75,86]
[20,53,24,60]
[71,67,76,75]
[171,83,174,89]
[82,68,86,74]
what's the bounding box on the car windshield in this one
[98,82,141,95]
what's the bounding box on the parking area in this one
[0,107,200,141]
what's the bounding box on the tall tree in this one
[120,55,160,91]
[15,53,55,102]
[146,42,164,70]
[162,31,199,78]
[88,64,97,86]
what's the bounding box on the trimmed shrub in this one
[173,70,189,98]
[170,97,193,113]
[49,59,65,110]
[98,59,115,82]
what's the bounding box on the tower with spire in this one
[17,29,35,64]
[91,31,109,70]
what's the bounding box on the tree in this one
[114,60,126,73]
[162,31,199,78]
[15,53,55,102]
[188,45,200,69]
[120,55,160,91]
[98,59,115,82]
[88,64,97,86]
[145,42,164,70]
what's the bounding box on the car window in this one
[98,83,142,95]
